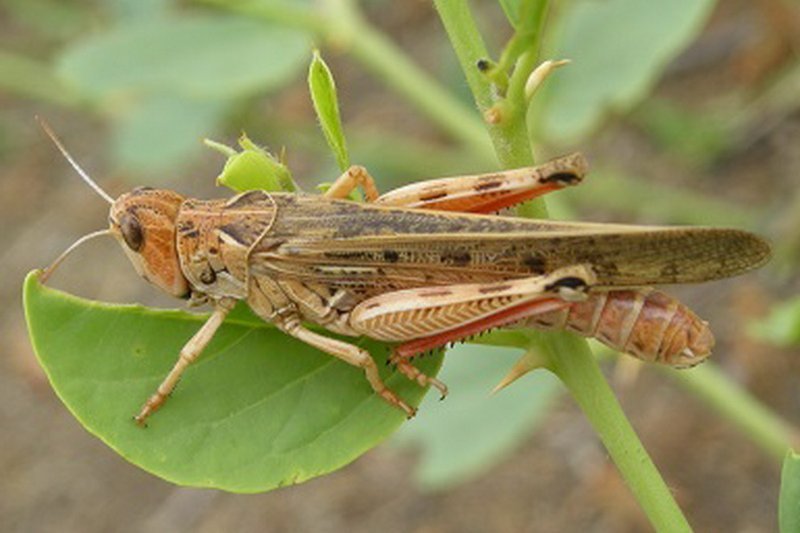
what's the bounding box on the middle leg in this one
[323,165,381,201]
[275,312,417,418]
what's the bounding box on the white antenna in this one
[36,116,114,205]
[40,228,112,283]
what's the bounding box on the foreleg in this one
[134,298,236,426]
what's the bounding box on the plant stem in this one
[432,0,539,182]
[541,335,692,531]
[435,0,691,530]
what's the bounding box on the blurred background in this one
[3,0,800,531]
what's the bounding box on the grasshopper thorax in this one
[109,187,190,299]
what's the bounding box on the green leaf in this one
[105,0,174,21]
[0,50,79,106]
[23,271,442,492]
[111,94,228,175]
[210,133,297,193]
[308,50,350,171]
[57,15,309,100]
[750,296,800,347]
[635,99,729,165]
[394,343,561,489]
[533,0,716,142]
[780,451,800,533]
[4,0,88,40]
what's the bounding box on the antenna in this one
[36,116,114,204]
[40,229,113,283]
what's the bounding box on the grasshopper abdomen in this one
[527,289,713,367]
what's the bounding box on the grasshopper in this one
[38,120,771,425]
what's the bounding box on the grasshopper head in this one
[109,188,190,299]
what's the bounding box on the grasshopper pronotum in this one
[38,120,771,425]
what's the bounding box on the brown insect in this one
[38,120,771,425]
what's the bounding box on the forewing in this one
[250,195,770,290]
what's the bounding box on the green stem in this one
[433,0,537,179]
[435,1,691,530]
[542,335,692,531]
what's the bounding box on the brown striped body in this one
[525,289,713,367]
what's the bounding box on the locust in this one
[38,120,771,426]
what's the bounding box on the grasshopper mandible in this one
[38,120,771,425]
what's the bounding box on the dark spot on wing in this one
[479,284,511,294]
[523,254,546,274]
[475,179,503,191]
[419,190,448,202]
[383,250,399,263]
[324,250,370,261]
[441,249,471,266]
[420,289,453,297]
[541,172,581,185]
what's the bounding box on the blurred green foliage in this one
[57,14,308,173]
[781,452,800,533]
[751,297,800,347]
[533,0,715,142]
[395,344,561,489]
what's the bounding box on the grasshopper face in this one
[109,187,190,299]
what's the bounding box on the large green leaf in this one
[111,94,229,174]
[23,271,441,492]
[57,15,309,100]
[533,0,716,142]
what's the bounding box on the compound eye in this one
[119,212,144,252]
